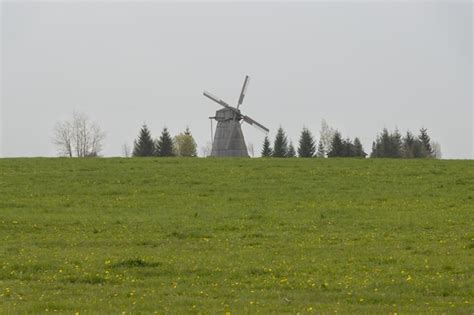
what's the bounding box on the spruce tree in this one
[327,131,344,157]
[412,140,424,158]
[402,131,415,158]
[287,141,296,158]
[261,136,273,157]
[316,140,325,158]
[132,124,155,157]
[390,129,402,158]
[342,138,354,157]
[371,128,402,158]
[370,141,379,158]
[184,127,191,136]
[353,137,366,157]
[273,126,288,158]
[380,128,391,157]
[418,128,433,157]
[156,127,174,157]
[297,128,316,157]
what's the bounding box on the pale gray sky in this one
[1,1,472,158]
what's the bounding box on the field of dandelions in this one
[0,158,472,313]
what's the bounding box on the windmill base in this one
[211,120,249,157]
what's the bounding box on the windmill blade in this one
[243,115,269,134]
[203,91,233,109]
[237,75,250,109]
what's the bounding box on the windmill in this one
[203,75,269,157]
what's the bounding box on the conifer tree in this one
[287,141,296,158]
[370,141,379,158]
[341,138,354,157]
[316,140,325,158]
[380,128,391,157]
[412,140,424,158]
[156,127,174,157]
[273,126,288,158]
[418,128,433,157]
[353,137,366,157]
[297,128,316,157]
[402,131,424,158]
[261,136,273,157]
[402,131,416,158]
[327,131,344,157]
[132,124,155,157]
[390,129,403,158]
[371,128,402,158]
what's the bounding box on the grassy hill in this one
[0,158,473,313]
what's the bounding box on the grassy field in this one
[0,158,473,313]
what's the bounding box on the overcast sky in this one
[1,1,472,158]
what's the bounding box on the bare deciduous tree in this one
[53,112,105,157]
[53,121,73,157]
[122,143,131,157]
[319,119,336,157]
[431,141,442,159]
[200,141,213,157]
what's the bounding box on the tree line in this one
[52,113,440,159]
[371,128,440,158]
[261,125,367,158]
[132,124,197,157]
[260,122,440,158]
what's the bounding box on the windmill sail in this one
[237,76,250,109]
[243,115,269,133]
[203,91,233,109]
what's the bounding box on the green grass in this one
[0,157,473,313]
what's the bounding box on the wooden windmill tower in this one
[203,75,269,157]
